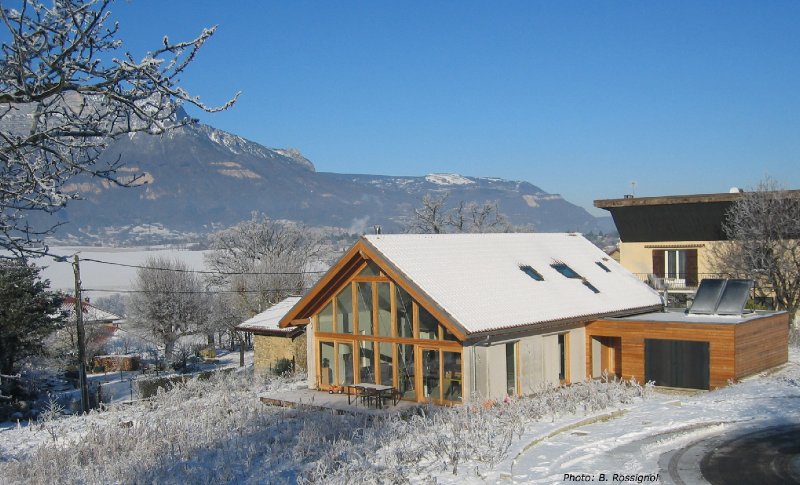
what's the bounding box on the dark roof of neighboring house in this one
[594,190,800,243]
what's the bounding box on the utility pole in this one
[72,255,89,413]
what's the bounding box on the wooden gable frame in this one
[279,237,469,342]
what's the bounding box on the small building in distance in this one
[237,297,307,374]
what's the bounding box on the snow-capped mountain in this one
[19,117,613,243]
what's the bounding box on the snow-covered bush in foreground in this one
[298,376,648,483]
[0,372,646,484]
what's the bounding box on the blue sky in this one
[113,1,799,215]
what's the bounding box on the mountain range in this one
[22,110,614,245]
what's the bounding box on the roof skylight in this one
[583,280,601,293]
[595,261,611,272]
[519,265,544,281]
[551,262,601,293]
[551,262,580,279]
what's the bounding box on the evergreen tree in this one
[0,260,63,376]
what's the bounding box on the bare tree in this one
[403,192,513,234]
[204,213,324,365]
[0,0,237,257]
[128,256,210,360]
[711,178,800,324]
[404,193,450,234]
[448,200,511,233]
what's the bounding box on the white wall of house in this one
[306,321,317,389]
[467,325,587,401]
[570,326,587,382]
[461,344,474,402]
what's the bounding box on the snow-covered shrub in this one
[273,357,294,376]
[36,394,64,442]
[0,372,649,484]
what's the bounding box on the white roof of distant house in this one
[363,233,663,334]
[237,297,304,336]
[61,296,122,323]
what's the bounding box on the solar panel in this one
[688,279,726,314]
[715,279,753,315]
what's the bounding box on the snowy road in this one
[472,349,800,485]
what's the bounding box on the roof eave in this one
[462,304,664,343]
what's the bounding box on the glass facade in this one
[398,343,416,400]
[377,282,391,336]
[396,285,413,338]
[506,342,517,396]
[315,263,462,403]
[418,306,438,339]
[442,351,462,401]
[336,285,353,334]
[318,302,333,333]
[356,282,373,336]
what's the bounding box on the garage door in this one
[644,339,709,390]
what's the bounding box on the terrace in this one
[259,388,423,417]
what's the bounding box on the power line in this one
[83,287,313,294]
[76,257,328,275]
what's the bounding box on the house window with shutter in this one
[652,249,698,287]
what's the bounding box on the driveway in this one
[661,423,800,484]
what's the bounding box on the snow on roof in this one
[61,296,122,323]
[609,309,785,325]
[363,233,663,334]
[237,297,303,334]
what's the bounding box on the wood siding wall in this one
[587,319,735,389]
[586,314,789,389]
[734,314,789,379]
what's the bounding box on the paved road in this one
[662,423,800,484]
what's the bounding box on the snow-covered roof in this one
[363,233,663,334]
[237,297,304,335]
[61,296,122,323]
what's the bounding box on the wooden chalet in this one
[273,233,783,405]
[278,234,789,402]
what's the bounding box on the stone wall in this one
[253,331,307,374]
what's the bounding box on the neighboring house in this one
[237,297,307,373]
[606,246,620,263]
[60,296,123,356]
[593,191,744,293]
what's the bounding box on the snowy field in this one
[28,246,211,297]
[1,347,797,484]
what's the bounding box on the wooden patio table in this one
[346,383,397,407]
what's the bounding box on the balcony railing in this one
[631,273,732,292]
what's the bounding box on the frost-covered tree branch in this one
[128,256,210,360]
[204,213,324,365]
[711,177,800,324]
[0,0,239,257]
[403,192,513,234]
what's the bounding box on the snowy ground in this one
[1,348,797,484]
